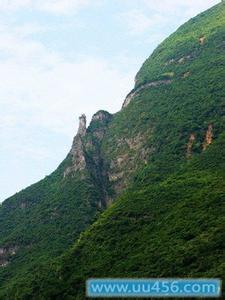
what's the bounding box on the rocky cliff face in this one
[63,108,151,204]
[0,246,18,267]
[64,114,87,177]
[122,79,172,108]
[64,111,114,207]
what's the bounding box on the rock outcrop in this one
[183,71,191,78]
[86,111,113,207]
[64,111,113,207]
[107,133,151,195]
[122,79,173,108]
[203,124,213,151]
[165,55,192,66]
[64,114,87,177]
[199,36,206,45]
[0,246,18,267]
[187,133,196,158]
[63,109,150,205]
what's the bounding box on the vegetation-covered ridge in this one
[135,1,225,87]
[0,2,225,299]
[16,129,225,299]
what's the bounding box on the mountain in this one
[1,2,225,299]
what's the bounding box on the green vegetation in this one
[135,2,225,87]
[0,152,104,297]
[13,132,225,299]
[0,2,225,299]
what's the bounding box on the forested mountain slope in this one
[0,2,225,299]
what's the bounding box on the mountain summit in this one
[0,2,225,298]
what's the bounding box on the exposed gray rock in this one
[64,114,87,177]
[91,111,110,122]
[108,132,153,194]
[77,114,86,136]
[122,80,173,108]
[63,111,113,208]
[203,124,213,151]
[20,202,27,209]
[0,245,18,267]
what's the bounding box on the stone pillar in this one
[78,114,86,136]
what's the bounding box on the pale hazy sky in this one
[0,0,220,202]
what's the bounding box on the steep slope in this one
[0,2,225,299]
[0,111,115,292]
[21,131,225,300]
